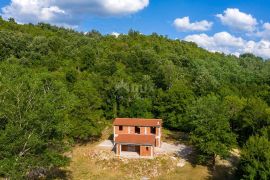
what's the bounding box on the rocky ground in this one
[89,140,193,179]
[87,148,184,179]
[67,128,238,180]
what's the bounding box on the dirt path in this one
[98,140,113,148]
[155,142,192,157]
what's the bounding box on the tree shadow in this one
[207,151,239,180]
[76,135,101,146]
[163,130,190,145]
[207,164,238,180]
[108,133,114,140]
[174,147,239,180]
[27,167,72,180]
[47,168,72,180]
[172,143,198,169]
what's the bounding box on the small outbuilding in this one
[113,118,162,158]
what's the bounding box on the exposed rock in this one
[177,159,186,167]
[87,142,193,178]
[141,177,149,180]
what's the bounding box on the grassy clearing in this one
[66,127,238,180]
[67,144,211,180]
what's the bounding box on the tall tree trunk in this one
[212,154,216,171]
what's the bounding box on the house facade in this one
[113,118,162,158]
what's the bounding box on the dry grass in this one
[155,164,210,180]
[67,144,211,180]
[66,127,238,180]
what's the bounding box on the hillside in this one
[0,18,269,179]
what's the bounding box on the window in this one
[119,126,123,131]
[146,147,149,151]
[151,127,156,134]
[135,126,140,134]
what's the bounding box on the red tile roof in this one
[113,118,162,127]
[115,134,155,146]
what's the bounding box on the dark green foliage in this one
[188,95,236,168]
[237,135,270,180]
[236,98,270,144]
[0,19,269,178]
[155,80,194,130]
[0,63,72,178]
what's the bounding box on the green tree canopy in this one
[188,95,236,169]
[238,135,270,180]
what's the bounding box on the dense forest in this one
[0,17,269,179]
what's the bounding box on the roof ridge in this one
[113,118,162,126]
[115,118,162,120]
